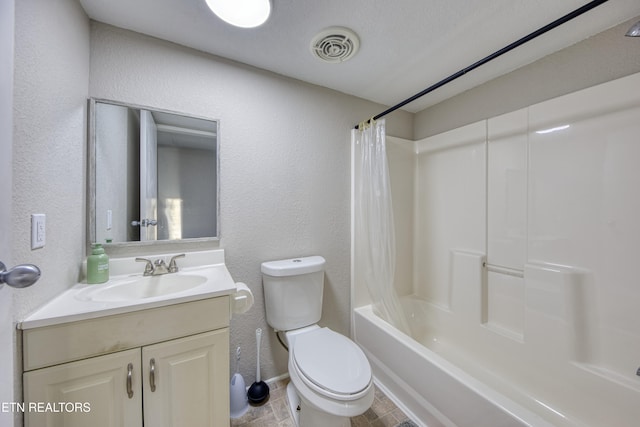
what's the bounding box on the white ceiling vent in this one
[310,27,360,63]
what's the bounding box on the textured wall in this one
[414,16,640,139]
[88,23,412,381]
[12,0,90,338]
[11,1,90,425]
[1,0,15,422]
[15,0,637,403]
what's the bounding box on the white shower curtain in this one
[353,119,411,335]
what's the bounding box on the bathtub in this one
[354,303,556,427]
[351,74,640,427]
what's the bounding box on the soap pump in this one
[87,243,109,284]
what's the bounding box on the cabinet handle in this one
[149,358,156,392]
[126,363,134,399]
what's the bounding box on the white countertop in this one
[19,249,238,330]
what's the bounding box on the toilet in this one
[261,256,374,427]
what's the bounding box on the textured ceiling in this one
[78,0,640,113]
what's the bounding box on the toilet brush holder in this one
[230,373,249,418]
[230,347,249,418]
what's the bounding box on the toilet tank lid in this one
[261,256,326,277]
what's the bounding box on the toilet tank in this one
[261,256,326,331]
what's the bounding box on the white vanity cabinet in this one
[22,297,230,427]
[142,330,229,427]
[24,349,143,426]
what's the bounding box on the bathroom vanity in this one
[19,250,239,427]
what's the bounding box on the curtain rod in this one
[354,0,609,129]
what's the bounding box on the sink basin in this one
[76,273,207,302]
[19,249,244,330]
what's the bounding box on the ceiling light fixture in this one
[205,0,271,28]
[625,20,640,37]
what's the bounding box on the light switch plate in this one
[31,214,45,249]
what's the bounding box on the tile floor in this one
[230,379,418,427]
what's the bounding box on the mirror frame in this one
[87,98,221,249]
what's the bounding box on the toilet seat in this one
[291,328,371,401]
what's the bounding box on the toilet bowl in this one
[261,256,374,427]
[285,326,374,426]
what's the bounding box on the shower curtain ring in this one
[357,116,377,130]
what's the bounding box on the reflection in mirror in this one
[89,99,219,245]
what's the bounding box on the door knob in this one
[131,219,158,227]
[0,261,41,288]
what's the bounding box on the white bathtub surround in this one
[352,118,411,336]
[353,72,640,427]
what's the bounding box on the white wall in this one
[13,0,637,412]
[88,23,413,381]
[12,0,90,314]
[414,16,640,139]
[0,0,15,425]
[157,146,216,240]
[95,102,136,243]
[11,1,90,425]
[9,1,412,401]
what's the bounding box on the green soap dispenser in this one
[87,243,109,284]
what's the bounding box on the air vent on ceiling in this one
[310,27,360,63]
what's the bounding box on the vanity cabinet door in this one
[142,329,230,427]
[23,348,143,427]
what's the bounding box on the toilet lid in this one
[292,328,371,396]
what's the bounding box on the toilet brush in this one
[247,328,269,404]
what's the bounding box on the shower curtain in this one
[353,119,411,335]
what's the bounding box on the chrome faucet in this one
[168,254,185,273]
[135,254,185,276]
[152,259,169,275]
[135,258,155,276]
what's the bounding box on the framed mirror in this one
[88,99,219,246]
